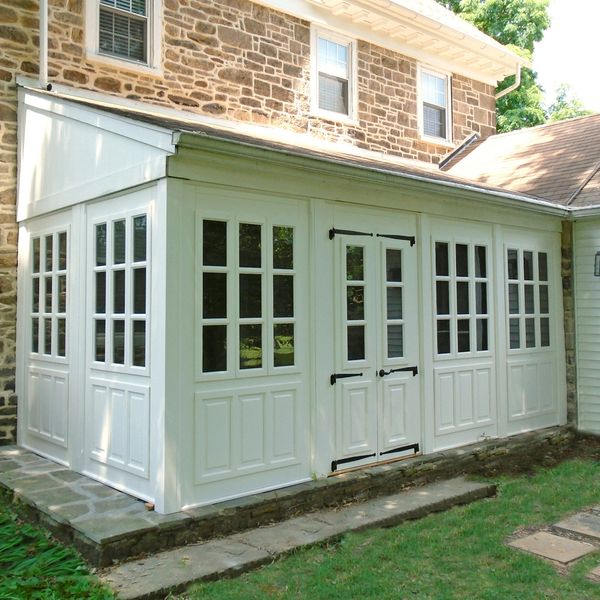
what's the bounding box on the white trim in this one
[418,64,453,146]
[85,0,162,74]
[310,25,358,123]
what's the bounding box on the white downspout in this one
[495,63,522,99]
[39,0,50,90]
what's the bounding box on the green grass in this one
[186,459,600,599]
[0,497,113,599]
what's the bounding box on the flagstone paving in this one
[509,531,596,564]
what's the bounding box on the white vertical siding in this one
[574,220,600,433]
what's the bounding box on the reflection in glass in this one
[95,320,105,362]
[437,320,450,354]
[58,232,67,270]
[476,282,487,314]
[435,242,449,277]
[523,251,534,280]
[57,318,66,357]
[457,281,469,314]
[274,323,294,367]
[475,246,486,278]
[44,318,52,355]
[387,287,402,320]
[436,281,449,315]
[347,325,365,361]
[239,223,262,268]
[540,285,549,313]
[525,317,535,348]
[457,319,470,352]
[58,275,67,313]
[541,317,550,347]
[96,272,106,314]
[524,285,534,314]
[538,253,548,281]
[32,279,39,312]
[133,215,147,262]
[203,220,227,267]
[387,324,403,358]
[346,246,364,281]
[96,224,107,267]
[202,325,227,372]
[113,319,125,364]
[33,238,40,273]
[476,319,488,351]
[386,249,402,282]
[239,274,262,318]
[240,324,262,369]
[133,320,145,367]
[133,268,146,314]
[45,235,53,271]
[273,275,294,318]
[273,226,293,270]
[113,270,125,314]
[507,249,518,279]
[203,273,227,319]
[32,318,38,353]
[509,318,520,349]
[456,244,468,277]
[346,286,364,320]
[113,220,126,264]
[45,276,52,313]
[508,283,519,314]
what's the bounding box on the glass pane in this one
[508,283,519,314]
[132,320,145,367]
[133,215,147,262]
[274,323,294,367]
[58,275,67,313]
[457,319,470,353]
[32,278,39,312]
[435,242,449,277]
[437,320,450,354]
[436,281,449,315]
[423,103,446,139]
[45,235,53,271]
[524,285,534,314]
[32,318,39,353]
[96,223,107,267]
[422,71,446,106]
[45,276,52,312]
[456,244,468,277]
[113,320,125,364]
[203,273,227,319]
[541,317,550,347]
[240,324,262,369]
[346,246,364,281]
[318,73,348,114]
[202,325,227,372]
[507,249,519,279]
[239,223,261,268]
[538,253,548,281]
[476,282,487,315]
[239,274,262,318]
[476,319,488,352]
[203,220,227,267]
[475,246,486,278]
[273,226,293,270]
[113,270,126,314]
[347,325,365,361]
[113,220,126,264]
[457,281,469,314]
[386,249,402,282]
[387,287,402,320]
[33,238,40,273]
[387,324,403,358]
[58,232,67,270]
[539,285,549,314]
[523,251,534,280]
[96,272,106,314]
[133,268,146,314]
[346,286,364,321]
[95,320,105,362]
[57,318,66,357]
[44,317,52,355]
[509,318,520,349]
[274,275,294,318]
[525,318,535,348]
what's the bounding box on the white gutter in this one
[39,0,49,89]
[495,63,522,100]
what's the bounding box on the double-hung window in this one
[312,27,356,120]
[419,66,452,143]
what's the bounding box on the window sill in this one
[310,109,359,127]
[419,134,455,149]
[85,50,163,78]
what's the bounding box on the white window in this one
[86,0,161,72]
[311,27,357,120]
[419,66,452,143]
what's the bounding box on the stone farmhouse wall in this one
[0,0,498,443]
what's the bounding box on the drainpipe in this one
[39,0,51,90]
[495,63,522,100]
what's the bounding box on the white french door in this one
[331,206,420,471]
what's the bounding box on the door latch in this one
[378,366,418,378]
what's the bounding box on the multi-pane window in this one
[201,220,296,374]
[31,232,68,358]
[313,29,355,118]
[507,249,550,351]
[345,245,366,362]
[385,249,404,359]
[93,215,148,369]
[434,242,489,356]
[99,0,147,63]
[421,68,451,141]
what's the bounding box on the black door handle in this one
[378,366,418,378]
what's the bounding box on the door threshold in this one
[329,451,422,477]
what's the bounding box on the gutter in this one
[39,0,49,90]
[496,63,522,100]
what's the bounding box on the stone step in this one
[100,477,496,600]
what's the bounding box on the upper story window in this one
[419,66,452,144]
[311,27,357,121]
[86,0,161,72]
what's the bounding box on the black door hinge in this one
[376,234,416,246]
[330,372,363,385]
[329,228,373,240]
[378,366,418,378]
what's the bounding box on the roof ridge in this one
[567,159,600,206]
[489,112,600,140]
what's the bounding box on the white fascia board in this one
[569,206,600,219]
[251,0,519,85]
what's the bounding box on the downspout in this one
[39,0,51,90]
[495,63,522,100]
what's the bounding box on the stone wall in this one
[562,221,577,426]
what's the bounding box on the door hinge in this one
[376,234,416,246]
[330,372,363,385]
[329,228,373,240]
[378,366,418,378]
[331,452,377,472]
[379,443,419,457]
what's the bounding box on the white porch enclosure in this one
[16,88,566,514]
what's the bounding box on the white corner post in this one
[39,0,48,89]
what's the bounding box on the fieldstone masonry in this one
[562,221,577,426]
[0,0,497,443]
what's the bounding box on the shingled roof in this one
[443,113,600,208]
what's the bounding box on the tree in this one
[547,84,593,123]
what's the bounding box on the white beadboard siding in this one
[574,220,600,433]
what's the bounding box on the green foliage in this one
[547,84,594,123]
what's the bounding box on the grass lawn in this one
[0,495,113,599]
[186,459,600,600]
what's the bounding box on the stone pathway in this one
[99,477,496,600]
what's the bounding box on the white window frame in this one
[85,0,162,74]
[310,25,358,123]
[417,64,453,146]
